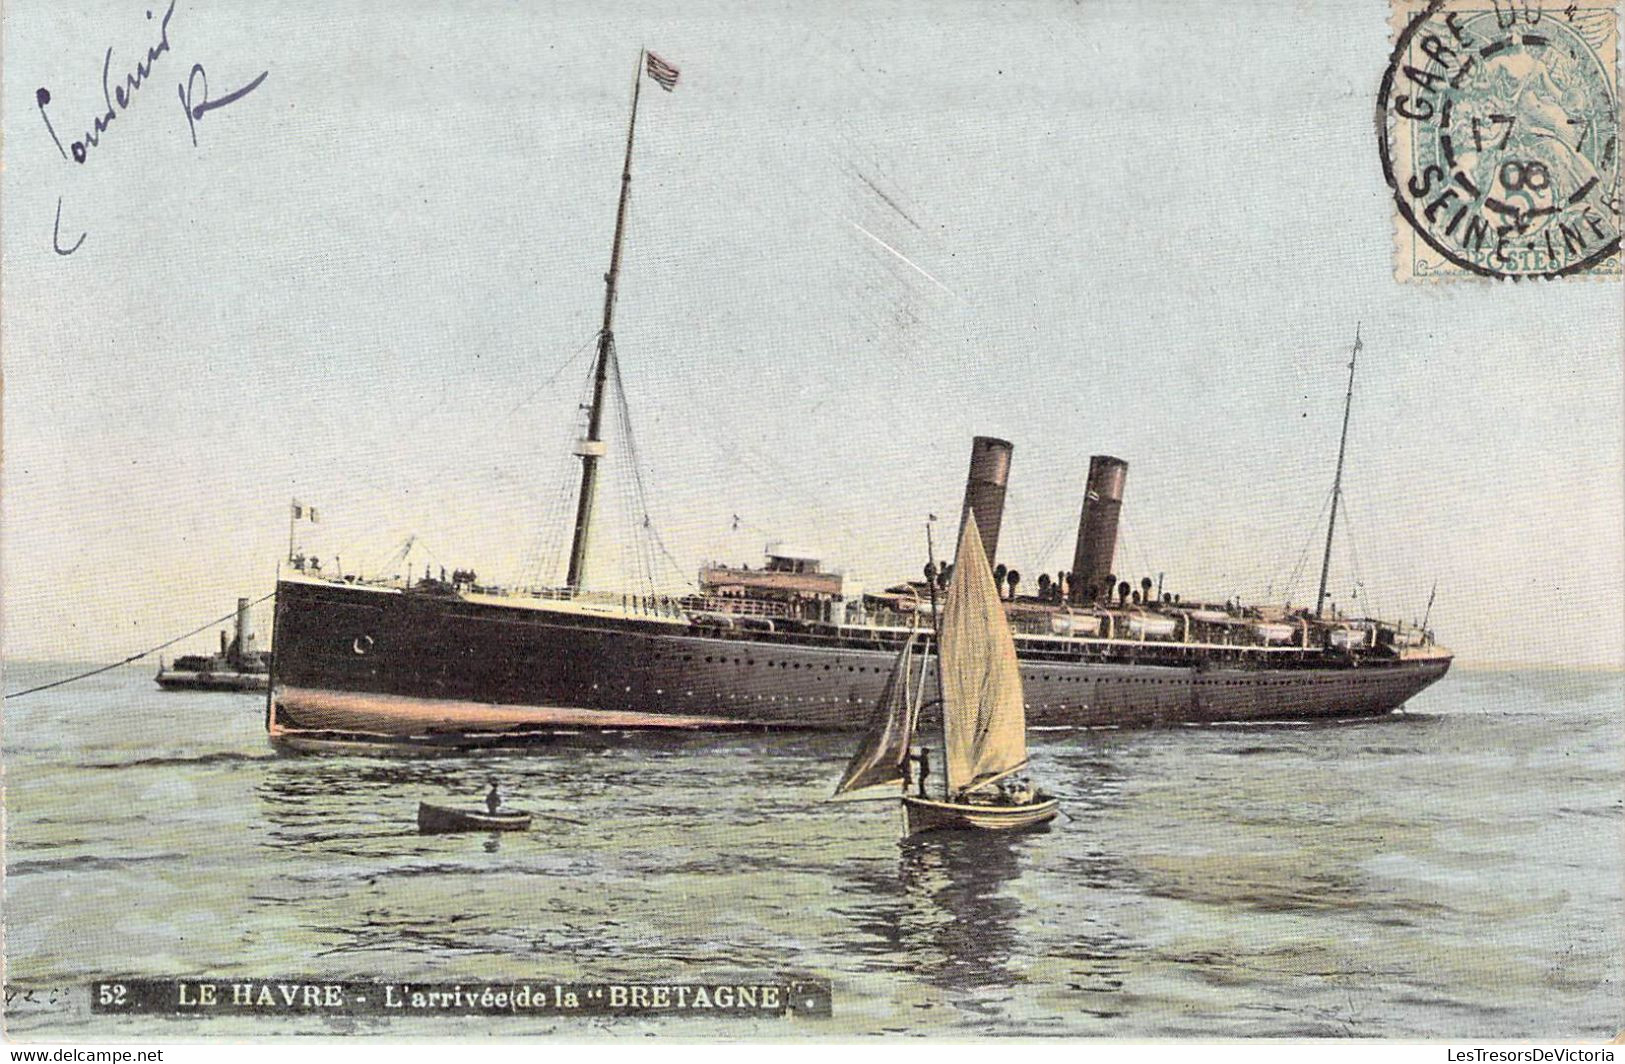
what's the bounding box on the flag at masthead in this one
[645,52,680,91]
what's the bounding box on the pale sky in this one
[3,0,1621,667]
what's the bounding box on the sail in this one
[832,631,921,797]
[940,511,1028,794]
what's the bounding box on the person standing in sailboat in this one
[909,748,930,798]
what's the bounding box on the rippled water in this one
[3,663,1620,1038]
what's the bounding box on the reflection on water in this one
[3,665,1623,1038]
[898,832,1025,996]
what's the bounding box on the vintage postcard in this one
[3,0,1621,1048]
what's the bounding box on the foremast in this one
[1315,325,1360,618]
[566,50,647,593]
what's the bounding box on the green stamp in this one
[1380,0,1621,280]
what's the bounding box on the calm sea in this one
[3,663,1620,1039]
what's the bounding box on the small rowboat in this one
[416,802,532,834]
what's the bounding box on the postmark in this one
[1379,0,1621,280]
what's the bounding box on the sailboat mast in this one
[566,49,646,593]
[924,520,949,799]
[1315,325,1360,618]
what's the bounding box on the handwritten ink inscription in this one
[180,65,270,148]
[37,1,269,255]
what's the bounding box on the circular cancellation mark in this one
[1378,0,1621,279]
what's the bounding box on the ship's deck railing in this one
[682,595,788,619]
[317,574,1438,657]
[856,601,1435,656]
[659,618,1447,665]
[506,585,688,618]
[505,585,815,623]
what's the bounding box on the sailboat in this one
[834,512,1059,835]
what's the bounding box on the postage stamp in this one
[1380,0,1622,280]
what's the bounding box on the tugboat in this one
[156,597,271,692]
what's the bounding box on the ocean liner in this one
[265,52,1451,752]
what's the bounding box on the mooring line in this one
[5,590,276,700]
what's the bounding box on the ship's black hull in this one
[267,578,1453,749]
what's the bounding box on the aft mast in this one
[1315,325,1361,618]
[566,50,647,593]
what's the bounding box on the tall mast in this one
[1315,324,1361,618]
[923,519,949,799]
[566,49,646,593]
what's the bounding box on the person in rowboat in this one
[485,780,502,815]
